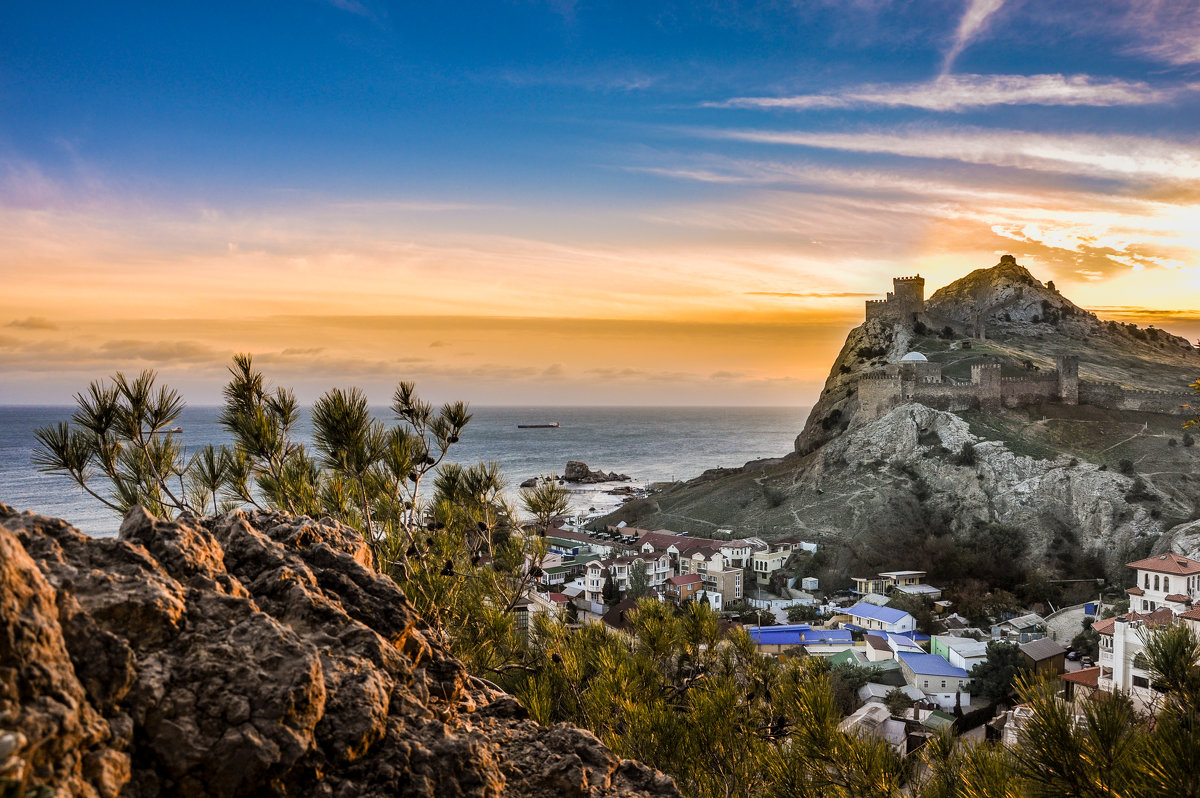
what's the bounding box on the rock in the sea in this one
[563,461,631,484]
[0,502,680,798]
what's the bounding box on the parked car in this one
[1081,656,1094,667]
[1066,650,1079,661]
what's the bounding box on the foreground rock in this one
[563,461,631,484]
[0,503,680,798]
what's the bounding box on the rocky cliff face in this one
[0,503,680,798]
[803,403,1171,562]
[795,258,1196,455]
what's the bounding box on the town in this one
[512,515,1200,754]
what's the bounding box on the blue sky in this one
[2,1,1200,404]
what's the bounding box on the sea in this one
[0,405,809,537]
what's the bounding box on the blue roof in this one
[898,652,969,678]
[749,624,854,646]
[886,632,923,650]
[845,602,913,626]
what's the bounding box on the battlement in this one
[865,299,890,307]
[893,275,924,283]
[1000,374,1058,384]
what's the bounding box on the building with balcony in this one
[1125,553,1200,612]
[1094,607,1174,710]
[584,551,672,603]
[852,570,942,600]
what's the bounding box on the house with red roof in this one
[663,573,706,606]
[1125,552,1200,613]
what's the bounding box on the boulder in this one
[0,502,679,798]
[563,462,631,484]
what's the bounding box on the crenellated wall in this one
[1079,383,1194,415]
[858,360,1192,421]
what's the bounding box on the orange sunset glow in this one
[4,1,1200,405]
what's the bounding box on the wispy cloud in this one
[943,0,1007,74]
[712,74,1179,113]
[708,126,1200,181]
[1122,1,1200,66]
[7,316,58,330]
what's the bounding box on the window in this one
[941,680,946,688]
[1143,600,1149,610]
[923,680,929,688]
[1164,577,1170,592]
[1145,574,1150,589]
[1133,675,1149,689]
[1155,575,1160,591]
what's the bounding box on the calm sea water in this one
[0,405,808,537]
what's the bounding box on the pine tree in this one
[601,568,620,605]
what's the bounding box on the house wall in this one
[1024,652,1065,676]
[899,659,972,711]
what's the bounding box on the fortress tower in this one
[1057,355,1079,405]
[865,274,926,321]
[891,275,925,319]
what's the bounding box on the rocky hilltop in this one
[0,503,680,798]
[600,258,1200,579]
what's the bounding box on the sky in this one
[3,0,1200,405]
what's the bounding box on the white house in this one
[751,549,790,586]
[897,652,972,711]
[1095,607,1175,710]
[930,635,989,672]
[1125,553,1200,613]
[584,552,671,603]
[852,569,941,598]
[843,601,917,634]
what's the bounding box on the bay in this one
[0,405,809,537]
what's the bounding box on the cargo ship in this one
[516,422,560,429]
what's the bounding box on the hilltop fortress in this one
[857,257,1195,420]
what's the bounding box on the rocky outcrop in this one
[794,318,910,454]
[796,259,1196,456]
[563,462,631,484]
[0,503,680,798]
[1161,518,1200,562]
[803,404,1173,560]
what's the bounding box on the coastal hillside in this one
[600,258,1200,583]
[0,503,680,798]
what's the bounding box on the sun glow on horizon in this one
[4,1,1200,403]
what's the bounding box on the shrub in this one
[1118,458,1135,475]
[951,442,977,466]
[1125,478,1155,503]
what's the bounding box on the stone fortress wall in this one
[858,267,1194,420]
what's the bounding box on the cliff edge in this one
[0,503,680,798]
